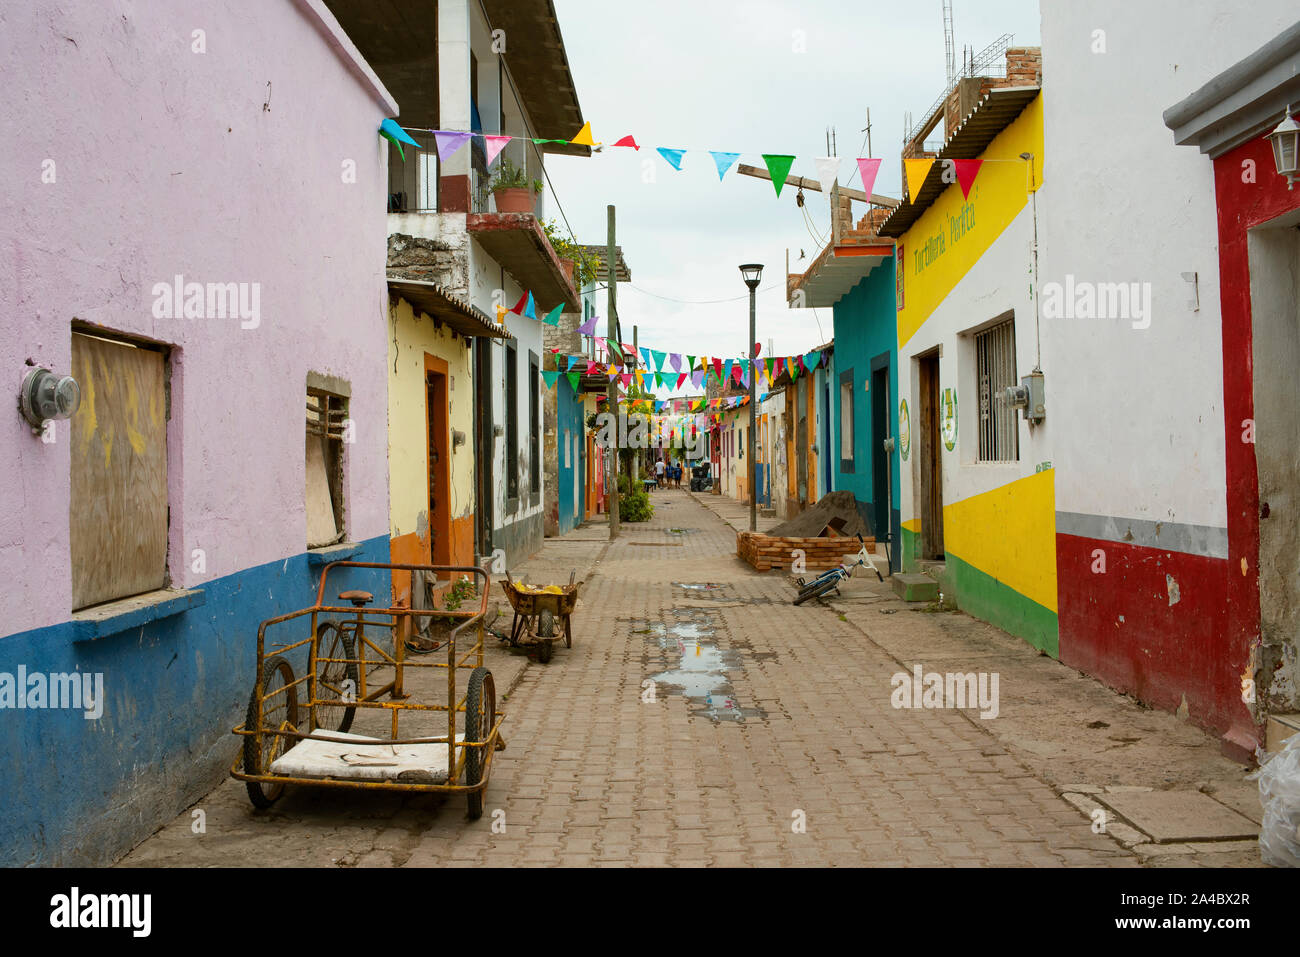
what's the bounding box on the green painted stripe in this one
[945,550,1059,657]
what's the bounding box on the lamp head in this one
[739,263,764,289]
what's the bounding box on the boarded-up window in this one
[70,331,169,610]
[306,389,347,548]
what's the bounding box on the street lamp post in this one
[740,264,763,533]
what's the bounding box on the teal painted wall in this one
[831,260,901,570]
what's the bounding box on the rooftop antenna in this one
[862,108,873,158]
[943,0,956,89]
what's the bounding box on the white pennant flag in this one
[814,156,841,196]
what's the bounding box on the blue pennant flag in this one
[710,151,741,180]
[656,147,686,171]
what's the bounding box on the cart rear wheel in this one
[312,621,358,734]
[243,655,299,809]
[563,614,572,649]
[536,640,554,663]
[464,666,496,820]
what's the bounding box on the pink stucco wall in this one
[0,0,396,634]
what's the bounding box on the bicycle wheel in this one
[794,576,841,606]
[311,621,358,733]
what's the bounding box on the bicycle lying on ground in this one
[792,534,883,605]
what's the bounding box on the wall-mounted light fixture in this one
[19,367,81,432]
[1268,107,1299,190]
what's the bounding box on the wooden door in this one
[918,353,944,559]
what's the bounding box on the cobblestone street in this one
[120,491,1263,868]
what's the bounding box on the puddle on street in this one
[673,582,723,590]
[634,610,766,723]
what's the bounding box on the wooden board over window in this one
[70,332,168,610]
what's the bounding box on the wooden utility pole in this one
[605,205,620,539]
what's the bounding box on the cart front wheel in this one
[537,610,556,662]
[312,621,358,734]
[243,655,299,809]
[464,666,496,820]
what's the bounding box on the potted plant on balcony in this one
[490,158,542,214]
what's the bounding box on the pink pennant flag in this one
[483,135,511,166]
[586,361,598,375]
[434,130,472,161]
[731,362,744,384]
[620,373,633,388]
[857,158,882,199]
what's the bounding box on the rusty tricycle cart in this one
[231,562,505,819]
[499,570,582,663]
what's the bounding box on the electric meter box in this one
[1022,371,1045,423]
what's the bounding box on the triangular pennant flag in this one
[904,158,935,203]
[586,361,599,376]
[814,156,841,195]
[654,372,665,389]
[656,148,686,171]
[774,357,786,378]
[541,370,560,389]
[570,122,597,146]
[621,373,633,388]
[379,130,406,160]
[522,291,536,321]
[723,359,734,382]
[856,158,882,198]
[804,351,821,371]
[652,350,667,371]
[483,135,511,166]
[670,353,682,373]
[686,355,696,372]
[712,357,723,380]
[691,369,704,387]
[495,304,509,323]
[710,151,741,180]
[566,372,581,392]
[677,373,688,389]
[576,313,599,336]
[953,159,984,200]
[509,292,528,315]
[380,119,420,149]
[434,130,472,161]
[543,303,563,326]
[612,135,640,150]
[762,154,796,197]
[640,346,652,367]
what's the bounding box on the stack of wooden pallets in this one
[737,530,874,573]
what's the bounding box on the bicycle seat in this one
[338,590,374,607]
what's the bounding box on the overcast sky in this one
[543,0,1041,398]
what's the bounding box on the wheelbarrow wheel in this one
[312,621,358,734]
[243,655,299,809]
[536,610,555,662]
[464,666,496,820]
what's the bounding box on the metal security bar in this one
[976,318,1018,462]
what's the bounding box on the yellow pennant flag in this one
[904,158,935,203]
[570,122,597,146]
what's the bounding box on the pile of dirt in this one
[767,490,869,539]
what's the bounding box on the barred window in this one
[976,317,1018,462]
